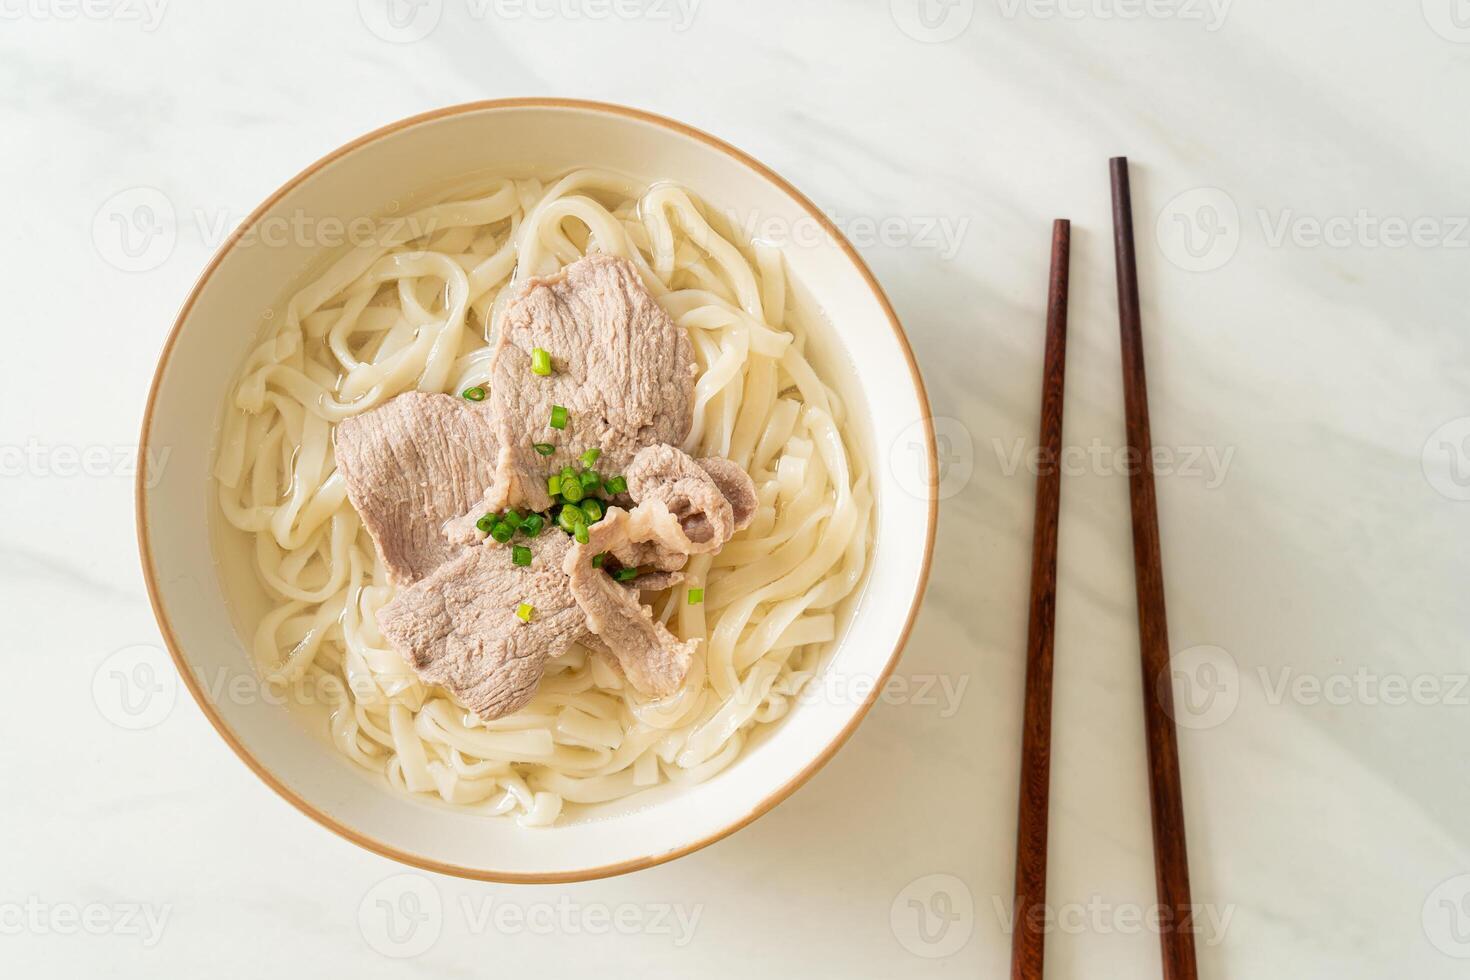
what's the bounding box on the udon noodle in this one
[214,170,872,825]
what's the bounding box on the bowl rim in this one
[136,97,937,883]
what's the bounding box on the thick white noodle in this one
[215,171,873,824]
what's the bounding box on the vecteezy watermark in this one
[890,0,976,42]
[1156,187,1241,272]
[1259,667,1470,709]
[798,671,971,719]
[92,644,178,731]
[0,0,168,30]
[1258,210,1470,250]
[0,899,172,946]
[891,416,974,502]
[1422,0,1470,43]
[458,896,703,945]
[359,874,443,958]
[993,437,1236,489]
[994,0,1233,31]
[993,895,1235,946]
[1423,418,1470,502]
[1158,644,1241,730]
[92,186,447,273]
[92,187,176,273]
[722,208,971,261]
[357,0,701,42]
[357,873,703,958]
[1424,873,1470,958]
[891,874,974,958]
[0,440,171,486]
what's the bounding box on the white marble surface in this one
[4,1,1469,976]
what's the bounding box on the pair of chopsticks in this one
[1008,159,1199,980]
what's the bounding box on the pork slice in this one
[563,510,697,697]
[334,391,500,585]
[483,253,696,514]
[377,533,583,720]
[623,444,759,561]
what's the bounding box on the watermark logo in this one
[890,0,975,42]
[1156,187,1240,272]
[92,644,177,730]
[0,899,171,946]
[358,0,443,42]
[92,187,176,273]
[1423,0,1470,42]
[994,895,1234,945]
[994,437,1235,488]
[995,0,1232,31]
[723,208,970,260]
[891,873,974,958]
[891,416,973,501]
[1423,873,1470,958]
[1423,417,1470,502]
[358,874,443,958]
[1158,644,1239,730]
[0,0,168,30]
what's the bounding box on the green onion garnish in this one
[461,385,486,402]
[574,523,589,544]
[475,513,495,534]
[591,552,606,568]
[516,602,534,623]
[490,521,515,544]
[503,509,522,528]
[579,448,601,467]
[531,348,552,376]
[549,405,568,430]
[521,513,544,537]
[560,478,585,503]
[580,498,604,523]
[605,475,628,495]
[548,474,562,496]
[579,470,601,492]
[687,588,704,605]
[533,442,555,456]
[511,546,532,567]
[557,505,585,534]
[614,567,639,582]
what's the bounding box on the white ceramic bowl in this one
[138,99,936,882]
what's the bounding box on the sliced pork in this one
[564,508,698,696]
[376,532,585,720]
[479,253,697,515]
[334,391,499,585]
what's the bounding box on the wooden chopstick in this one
[1009,218,1071,980]
[1109,157,1200,980]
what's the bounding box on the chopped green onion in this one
[687,588,704,605]
[560,465,578,482]
[574,523,589,544]
[516,602,534,623]
[532,442,556,456]
[503,509,523,528]
[605,475,628,495]
[548,474,562,496]
[461,385,486,402]
[560,478,585,503]
[475,513,496,534]
[579,448,601,467]
[531,348,553,376]
[490,521,515,544]
[549,405,568,430]
[511,546,533,567]
[557,505,585,534]
[614,567,639,582]
[591,552,607,568]
[580,498,604,523]
[520,513,544,537]
[579,470,601,492]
